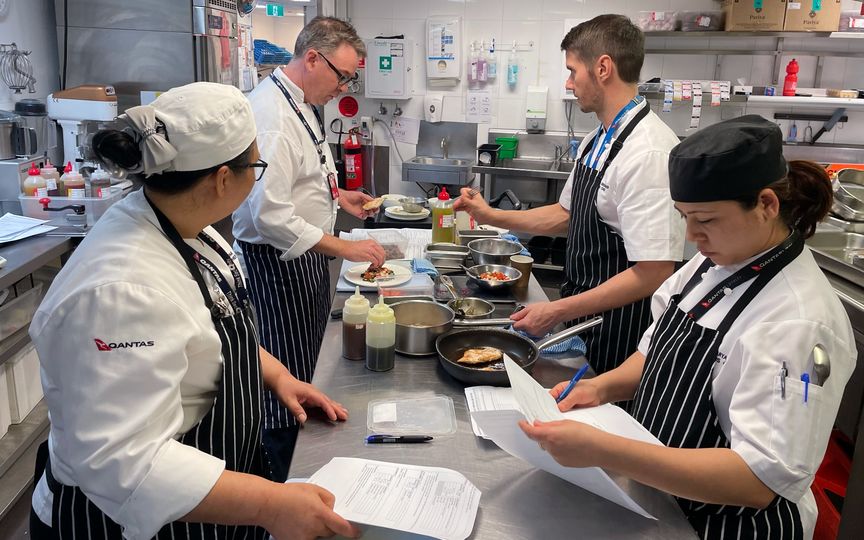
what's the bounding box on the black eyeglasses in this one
[244,158,268,181]
[316,50,359,87]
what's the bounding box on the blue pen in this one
[801,373,810,404]
[556,363,590,403]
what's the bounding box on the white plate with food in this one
[342,262,413,288]
[384,206,431,221]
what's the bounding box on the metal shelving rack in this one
[644,30,864,86]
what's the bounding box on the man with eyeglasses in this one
[232,16,383,483]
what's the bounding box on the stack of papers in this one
[307,457,481,540]
[0,213,56,243]
[467,356,664,519]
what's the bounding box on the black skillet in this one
[434,316,603,386]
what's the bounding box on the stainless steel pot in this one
[391,300,455,356]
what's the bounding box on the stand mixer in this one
[46,85,118,166]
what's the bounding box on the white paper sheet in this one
[0,213,56,243]
[474,361,663,518]
[503,354,564,423]
[307,457,481,540]
[471,409,656,520]
[390,117,421,145]
[464,386,521,438]
[465,385,662,446]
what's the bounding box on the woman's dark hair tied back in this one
[92,128,255,195]
[92,129,143,172]
[736,160,833,239]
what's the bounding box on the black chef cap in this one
[669,115,787,202]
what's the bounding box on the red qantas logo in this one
[94,339,156,351]
[750,265,762,271]
[701,301,711,308]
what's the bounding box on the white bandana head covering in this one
[113,82,256,176]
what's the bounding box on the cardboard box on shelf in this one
[783,0,842,32]
[723,0,788,31]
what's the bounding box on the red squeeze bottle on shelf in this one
[783,59,799,97]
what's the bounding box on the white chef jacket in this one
[638,246,857,537]
[232,68,339,261]
[559,99,684,262]
[30,190,247,539]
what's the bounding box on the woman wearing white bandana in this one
[28,82,359,540]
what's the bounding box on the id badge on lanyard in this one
[327,170,340,200]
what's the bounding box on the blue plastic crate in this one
[253,39,293,65]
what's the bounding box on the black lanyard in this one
[270,73,327,167]
[145,193,249,317]
[680,230,804,321]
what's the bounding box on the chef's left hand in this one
[339,190,378,219]
[274,373,349,424]
[510,300,563,336]
[519,419,606,468]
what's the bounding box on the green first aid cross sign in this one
[379,56,392,71]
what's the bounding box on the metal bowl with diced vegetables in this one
[465,264,522,291]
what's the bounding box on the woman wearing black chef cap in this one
[521,115,856,539]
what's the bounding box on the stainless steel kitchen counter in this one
[291,275,696,539]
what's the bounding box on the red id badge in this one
[327,172,340,200]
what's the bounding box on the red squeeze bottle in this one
[783,59,799,97]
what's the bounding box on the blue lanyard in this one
[586,96,644,170]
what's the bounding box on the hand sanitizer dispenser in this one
[424,93,444,123]
[526,86,548,133]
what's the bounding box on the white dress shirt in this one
[30,190,247,539]
[638,246,857,537]
[232,69,339,261]
[558,100,684,262]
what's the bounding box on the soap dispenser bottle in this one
[342,286,370,361]
[366,296,395,372]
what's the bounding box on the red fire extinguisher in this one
[343,129,363,191]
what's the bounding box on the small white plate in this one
[385,206,431,221]
[343,261,413,288]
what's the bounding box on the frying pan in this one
[435,316,603,386]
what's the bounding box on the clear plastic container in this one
[19,189,122,226]
[367,395,457,436]
[636,11,680,32]
[680,11,725,32]
[377,273,435,298]
[366,229,409,260]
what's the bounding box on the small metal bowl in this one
[447,297,495,319]
[466,264,522,291]
[399,196,427,213]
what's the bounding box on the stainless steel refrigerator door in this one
[194,35,239,87]
[54,0,192,33]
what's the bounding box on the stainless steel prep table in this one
[291,274,696,539]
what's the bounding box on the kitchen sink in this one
[807,231,864,284]
[471,157,573,180]
[409,157,473,167]
[403,155,474,186]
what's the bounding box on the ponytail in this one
[773,161,833,239]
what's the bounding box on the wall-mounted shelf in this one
[644,30,864,86]
[748,96,864,109]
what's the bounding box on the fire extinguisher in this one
[343,129,363,191]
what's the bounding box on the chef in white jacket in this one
[522,116,856,540]
[28,83,359,540]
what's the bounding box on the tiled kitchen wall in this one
[324,0,864,195]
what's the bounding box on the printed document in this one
[307,457,481,540]
[466,359,663,518]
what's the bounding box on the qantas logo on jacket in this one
[94,338,155,351]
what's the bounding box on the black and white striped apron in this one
[238,241,331,429]
[561,105,651,376]
[633,232,805,540]
[31,200,268,539]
